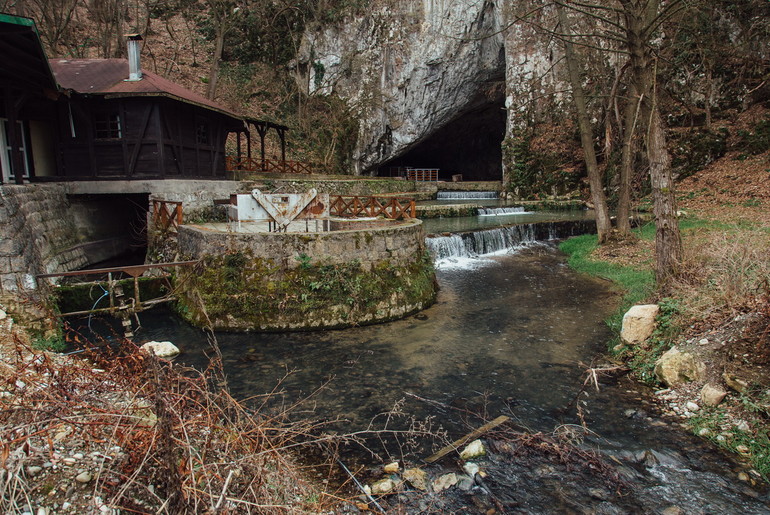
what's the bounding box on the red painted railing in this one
[330,196,416,220]
[152,199,183,234]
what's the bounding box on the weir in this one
[477,206,531,216]
[436,191,499,200]
[426,219,596,261]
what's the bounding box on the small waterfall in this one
[426,220,596,262]
[436,191,499,200]
[477,206,531,216]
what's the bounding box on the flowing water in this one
[113,213,767,512]
[436,191,500,200]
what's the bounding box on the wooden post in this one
[276,129,286,164]
[255,123,267,172]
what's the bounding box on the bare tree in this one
[555,2,613,243]
[618,0,684,283]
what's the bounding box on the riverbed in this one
[128,241,769,513]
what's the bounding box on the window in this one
[196,120,209,145]
[94,112,122,139]
[0,118,29,183]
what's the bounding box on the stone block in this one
[621,304,660,345]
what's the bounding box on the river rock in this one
[0,308,6,320]
[620,304,660,345]
[701,384,727,407]
[432,473,458,492]
[370,478,395,495]
[75,471,92,483]
[460,439,486,460]
[26,466,42,476]
[403,468,427,491]
[463,462,480,477]
[383,461,399,474]
[654,347,705,386]
[140,341,180,358]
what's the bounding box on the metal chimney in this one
[126,34,143,81]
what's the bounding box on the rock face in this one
[654,347,705,386]
[140,341,180,358]
[620,304,660,345]
[298,2,563,178]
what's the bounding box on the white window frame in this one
[0,118,29,183]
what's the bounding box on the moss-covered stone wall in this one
[175,220,436,331]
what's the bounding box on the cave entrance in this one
[378,85,506,182]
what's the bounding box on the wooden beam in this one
[424,415,509,464]
[127,103,153,176]
[156,103,166,177]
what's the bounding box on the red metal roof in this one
[49,58,241,120]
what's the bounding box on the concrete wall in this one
[176,219,436,331]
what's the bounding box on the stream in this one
[99,212,768,513]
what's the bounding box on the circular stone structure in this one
[175,218,436,331]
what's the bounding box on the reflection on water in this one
[136,246,612,436]
[421,209,594,234]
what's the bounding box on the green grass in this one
[559,233,654,335]
[689,407,770,481]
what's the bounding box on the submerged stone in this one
[460,439,486,460]
[403,468,427,491]
[432,473,458,492]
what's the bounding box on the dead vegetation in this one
[0,330,342,514]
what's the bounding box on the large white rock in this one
[620,304,660,345]
[140,341,180,358]
[654,347,705,386]
[460,439,486,460]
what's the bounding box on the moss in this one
[175,250,436,331]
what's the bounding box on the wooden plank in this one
[424,415,509,464]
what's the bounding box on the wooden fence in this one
[226,156,314,175]
[330,196,416,220]
[152,200,183,234]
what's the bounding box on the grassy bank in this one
[560,217,770,483]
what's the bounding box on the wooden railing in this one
[330,196,416,220]
[226,156,314,175]
[152,199,183,234]
[405,168,439,181]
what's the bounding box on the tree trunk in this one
[556,3,612,243]
[616,81,638,237]
[647,104,682,284]
[207,26,225,100]
[621,0,683,283]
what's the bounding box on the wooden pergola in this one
[229,118,314,174]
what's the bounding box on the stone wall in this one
[0,184,87,326]
[175,219,436,331]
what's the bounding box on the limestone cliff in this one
[297,1,564,182]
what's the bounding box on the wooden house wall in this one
[55,96,238,180]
